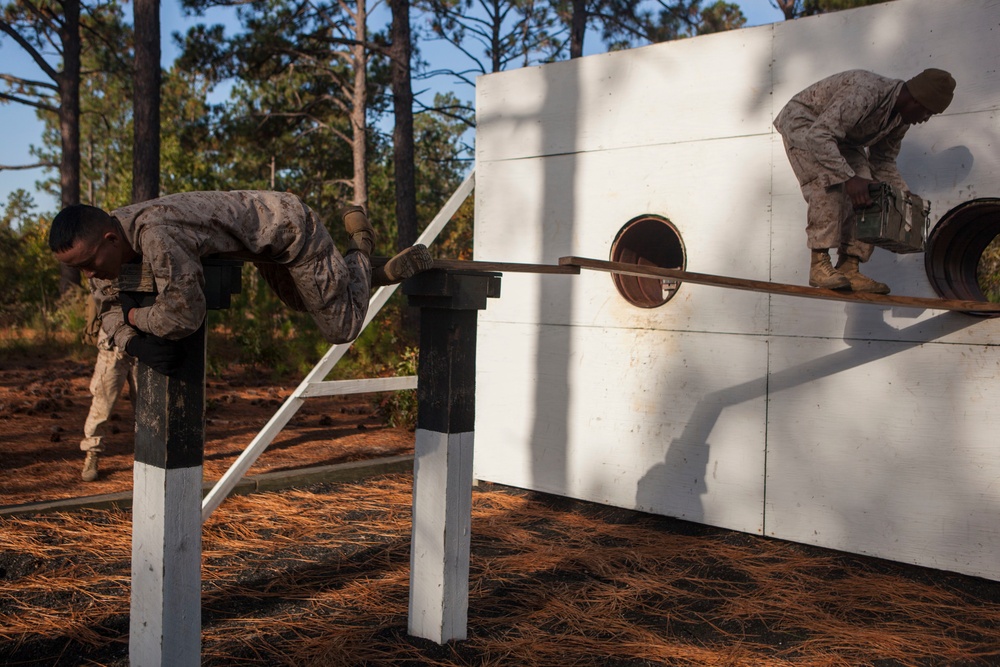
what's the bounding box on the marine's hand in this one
[124,332,185,376]
[119,291,141,327]
[845,176,876,209]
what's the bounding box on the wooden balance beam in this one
[423,256,1000,313]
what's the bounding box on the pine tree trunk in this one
[570,0,586,59]
[132,0,160,204]
[57,0,82,294]
[389,0,417,250]
[351,0,368,210]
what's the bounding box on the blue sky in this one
[0,1,785,214]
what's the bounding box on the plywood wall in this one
[473,0,1000,579]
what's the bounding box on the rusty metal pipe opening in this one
[610,215,686,308]
[924,198,1000,317]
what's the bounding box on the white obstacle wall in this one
[473,0,1000,580]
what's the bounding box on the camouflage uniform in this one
[96,191,371,348]
[774,70,910,261]
[81,281,136,454]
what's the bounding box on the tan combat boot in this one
[372,245,434,287]
[343,205,376,257]
[81,451,99,482]
[810,250,850,290]
[835,255,890,294]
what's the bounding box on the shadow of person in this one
[636,305,978,530]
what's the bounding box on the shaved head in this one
[48,204,116,253]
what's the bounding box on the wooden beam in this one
[559,256,1000,314]
[431,258,580,274]
[298,375,417,398]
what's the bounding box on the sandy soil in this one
[0,353,413,508]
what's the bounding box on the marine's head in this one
[49,205,134,281]
[898,68,956,125]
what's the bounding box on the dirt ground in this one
[2,352,1000,666]
[2,476,1000,666]
[0,352,413,508]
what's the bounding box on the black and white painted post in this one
[404,269,501,643]
[125,259,241,666]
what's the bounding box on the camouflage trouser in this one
[80,341,136,453]
[254,219,371,345]
[782,139,875,262]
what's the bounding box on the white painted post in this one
[409,430,475,640]
[130,465,202,665]
[404,270,500,643]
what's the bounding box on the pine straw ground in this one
[2,475,1000,667]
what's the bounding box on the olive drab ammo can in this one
[855,182,930,254]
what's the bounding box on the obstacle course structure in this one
[471,0,1000,581]
[122,1,1000,661]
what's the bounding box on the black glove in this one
[125,333,185,376]
[119,291,142,327]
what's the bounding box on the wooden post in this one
[130,323,205,667]
[127,259,241,666]
[404,270,500,643]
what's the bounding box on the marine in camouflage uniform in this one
[80,279,136,482]
[95,191,372,350]
[774,68,955,294]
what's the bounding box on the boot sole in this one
[373,245,433,286]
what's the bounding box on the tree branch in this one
[0,90,57,112]
[0,19,60,82]
[0,161,56,171]
[0,72,59,92]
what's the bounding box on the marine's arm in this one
[90,278,139,350]
[868,125,910,192]
[800,93,883,189]
[126,227,208,341]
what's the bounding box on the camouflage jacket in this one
[774,70,909,190]
[87,277,119,350]
[100,191,323,348]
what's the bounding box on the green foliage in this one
[0,192,61,327]
[44,285,90,341]
[0,189,38,230]
[772,0,889,20]
[978,237,1000,304]
[161,67,235,194]
[696,1,746,34]
[373,345,419,429]
[207,264,328,379]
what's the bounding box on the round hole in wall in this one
[609,215,686,308]
[924,198,1000,317]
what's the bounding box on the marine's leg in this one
[835,151,888,294]
[80,345,131,481]
[801,180,851,289]
[254,261,308,312]
[838,148,877,263]
[285,209,372,344]
[781,138,850,289]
